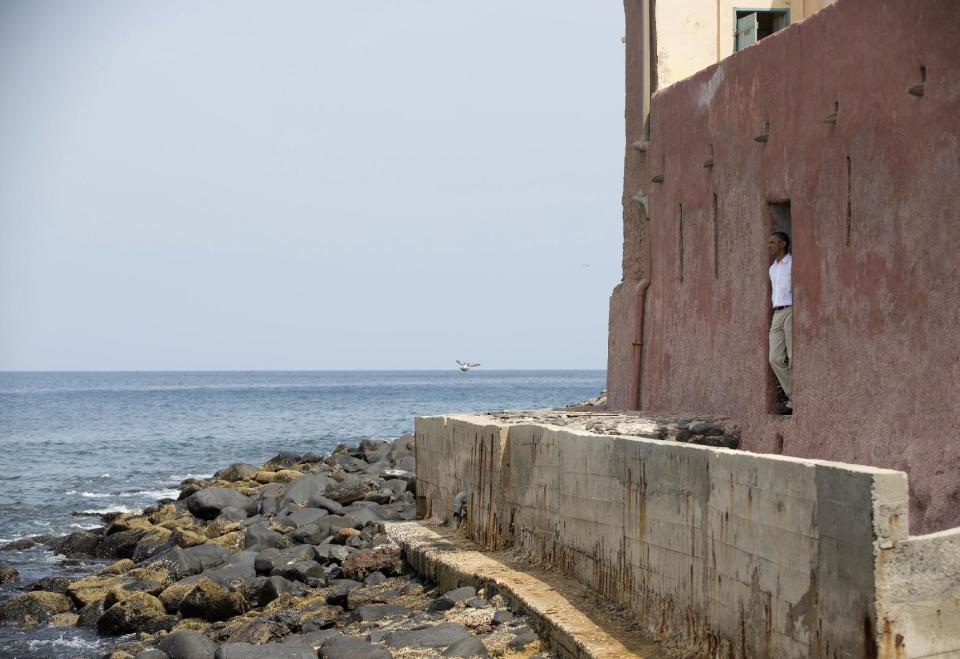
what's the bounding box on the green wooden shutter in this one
[736,13,758,51]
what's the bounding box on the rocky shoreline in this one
[0,436,547,659]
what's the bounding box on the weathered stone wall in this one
[415,413,960,658]
[608,0,960,534]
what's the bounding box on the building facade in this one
[608,0,960,533]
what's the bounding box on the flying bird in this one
[456,360,481,372]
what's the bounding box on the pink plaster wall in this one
[617,0,960,533]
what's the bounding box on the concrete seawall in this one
[415,412,960,658]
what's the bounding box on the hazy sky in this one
[0,1,625,371]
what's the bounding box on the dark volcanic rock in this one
[0,591,74,627]
[152,544,231,577]
[215,463,259,482]
[157,629,217,659]
[426,596,455,612]
[491,610,513,625]
[135,649,171,659]
[177,577,246,621]
[202,563,256,589]
[340,547,405,580]
[443,636,490,657]
[97,527,148,559]
[277,559,325,583]
[26,576,70,593]
[52,530,100,558]
[76,600,107,628]
[324,579,363,607]
[185,488,256,521]
[284,507,327,528]
[349,603,410,622]
[216,642,317,659]
[307,495,345,515]
[319,636,393,659]
[0,563,18,585]
[443,586,476,603]
[255,575,306,606]
[313,544,355,564]
[325,480,375,506]
[2,537,42,551]
[245,522,285,551]
[280,474,334,508]
[385,622,471,648]
[97,591,166,636]
[264,452,301,469]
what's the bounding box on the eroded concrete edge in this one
[384,520,667,659]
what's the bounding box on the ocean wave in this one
[27,633,107,651]
[64,491,112,498]
[121,489,179,500]
[81,507,140,516]
[167,473,213,482]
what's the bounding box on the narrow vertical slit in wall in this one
[846,156,852,247]
[713,192,719,279]
[920,65,927,82]
[678,203,684,283]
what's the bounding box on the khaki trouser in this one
[769,306,792,399]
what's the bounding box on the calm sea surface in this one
[0,370,603,657]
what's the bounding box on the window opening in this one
[735,9,789,52]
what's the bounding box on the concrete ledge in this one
[384,520,666,659]
[415,412,960,658]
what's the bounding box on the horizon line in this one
[0,368,607,374]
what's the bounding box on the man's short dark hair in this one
[771,230,790,253]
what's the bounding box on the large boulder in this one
[97,591,167,636]
[97,527,149,559]
[340,547,405,580]
[177,577,246,621]
[349,603,410,622]
[319,637,392,659]
[324,479,375,506]
[52,530,101,557]
[0,563,18,585]
[185,488,256,521]
[279,474,334,508]
[158,576,202,613]
[313,544,354,565]
[151,544,231,577]
[214,463,259,482]
[201,563,256,590]
[0,591,74,627]
[133,528,174,562]
[263,452,301,469]
[245,522,285,551]
[216,642,317,659]
[442,636,490,657]
[254,575,306,606]
[157,629,217,659]
[255,483,286,516]
[385,622,471,649]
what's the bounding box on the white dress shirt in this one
[769,253,792,307]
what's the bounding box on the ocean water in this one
[0,370,604,657]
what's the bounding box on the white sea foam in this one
[121,489,179,500]
[80,505,141,515]
[27,633,105,651]
[64,491,112,498]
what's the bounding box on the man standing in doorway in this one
[768,231,792,413]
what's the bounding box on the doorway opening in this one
[766,201,792,415]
